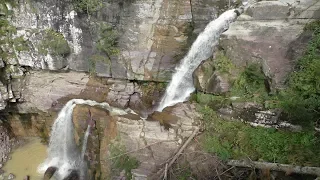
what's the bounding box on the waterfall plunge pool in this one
[2,138,47,180]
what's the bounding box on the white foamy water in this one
[81,125,91,161]
[157,9,242,111]
[38,99,128,179]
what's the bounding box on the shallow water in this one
[3,138,47,180]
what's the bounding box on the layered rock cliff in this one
[0,0,319,179]
[0,0,318,111]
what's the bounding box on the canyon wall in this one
[0,0,319,179]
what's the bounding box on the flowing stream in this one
[37,99,128,179]
[81,125,91,161]
[156,8,243,111]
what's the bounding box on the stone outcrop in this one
[43,167,57,180]
[0,121,14,165]
[0,0,224,111]
[0,0,317,110]
[0,127,10,164]
[10,70,165,115]
[193,58,231,94]
[193,0,320,93]
[8,0,196,81]
[219,0,320,89]
[0,0,319,179]
[70,102,200,179]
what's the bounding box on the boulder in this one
[193,56,232,94]
[63,170,79,180]
[43,166,57,180]
[220,19,312,88]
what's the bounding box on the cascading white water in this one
[157,9,243,111]
[38,99,128,179]
[81,125,91,161]
[37,100,80,179]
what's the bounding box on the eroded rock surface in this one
[70,102,200,179]
[0,122,13,164]
[193,59,231,94]
[219,0,320,89]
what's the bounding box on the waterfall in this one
[156,8,243,111]
[81,125,91,161]
[38,99,128,179]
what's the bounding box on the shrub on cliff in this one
[275,21,320,126]
[38,29,71,57]
[72,0,103,14]
[199,105,320,166]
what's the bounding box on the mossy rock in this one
[38,29,71,57]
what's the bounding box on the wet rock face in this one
[114,0,194,81]
[106,80,166,114]
[5,113,52,141]
[72,105,117,179]
[70,102,200,179]
[0,123,13,164]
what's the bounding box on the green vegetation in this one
[0,1,29,63]
[193,20,320,128]
[89,24,119,75]
[72,0,104,14]
[88,54,110,74]
[190,93,230,110]
[230,63,269,104]
[13,36,29,52]
[304,20,320,31]
[222,20,320,126]
[96,24,119,57]
[194,20,320,168]
[38,29,70,57]
[109,140,139,179]
[213,51,235,74]
[199,105,320,165]
[270,20,320,126]
[0,0,17,9]
[170,166,195,180]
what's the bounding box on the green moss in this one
[191,92,230,110]
[89,24,119,75]
[213,51,235,74]
[304,20,320,31]
[0,0,17,16]
[13,36,29,52]
[0,14,29,62]
[109,140,139,179]
[270,22,320,126]
[199,105,320,166]
[230,63,269,104]
[72,0,103,14]
[96,24,119,56]
[38,29,70,56]
[88,54,110,75]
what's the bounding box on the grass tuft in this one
[199,105,320,166]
